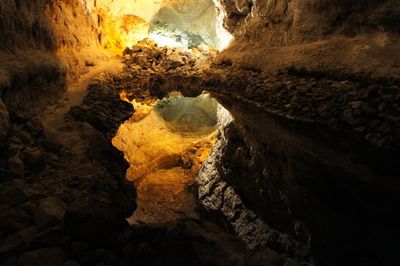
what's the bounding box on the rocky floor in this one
[0,47,287,265]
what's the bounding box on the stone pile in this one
[122,39,216,74]
[115,39,217,101]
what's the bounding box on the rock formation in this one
[0,0,399,265]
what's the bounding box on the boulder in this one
[0,183,27,206]
[0,98,9,140]
[165,53,184,70]
[7,155,24,178]
[0,226,39,258]
[30,225,66,248]
[25,117,44,137]
[94,248,117,264]
[0,234,26,259]
[0,208,31,235]
[64,201,127,247]
[71,241,89,256]
[22,148,45,172]
[213,54,232,66]
[0,257,18,266]
[130,45,143,53]
[18,247,67,266]
[136,55,149,68]
[33,197,66,230]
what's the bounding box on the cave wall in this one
[0,0,226,119]
[0,0,105,119]
[196,1,400,263]
[210,96,400,264]
[0,0,399,264]
[0,0,64,118]
[150,0,220,48]
[218,0,400,79]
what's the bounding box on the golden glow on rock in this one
[119,90,157,122]
[115,90,232,224]
[120,15,149,48]
[149,32,188,48]
[112,100,216,182]
[112,95,218,223]
[95,10,150,50]
[86,0,233,51]
[213,0,234,50]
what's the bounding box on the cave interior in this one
[0,0,400,266]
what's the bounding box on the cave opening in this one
[98,0,233,51]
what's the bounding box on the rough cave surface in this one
[0,0,400,266]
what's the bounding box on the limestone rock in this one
[33,197,66,230]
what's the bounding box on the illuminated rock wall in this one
[217,0,400,79]
[90,0,229,49]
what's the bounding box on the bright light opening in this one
[104,0,233,51]
[149,32,188,48]
[213,0,234,50]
